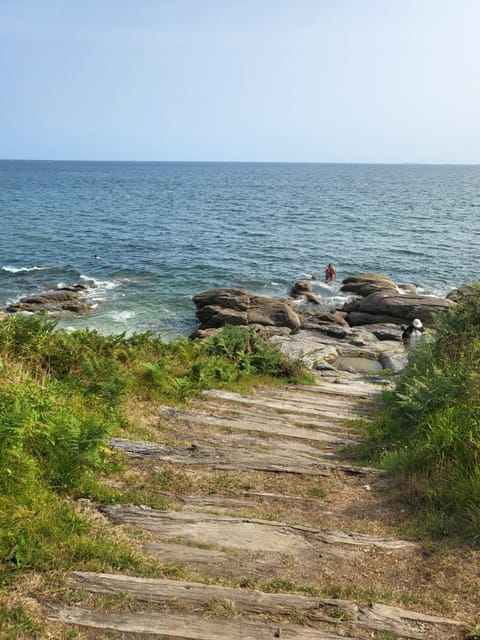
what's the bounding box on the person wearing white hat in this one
[402,318,425,348]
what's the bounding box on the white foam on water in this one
[2,265,50,273]
[109,310,136,322]
[80,274,120,290]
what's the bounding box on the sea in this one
[1,160,479,339]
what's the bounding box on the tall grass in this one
[0,317,311,572]
[368,284,480,540]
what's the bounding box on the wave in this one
[109,310,136,322]
[79,274,121,291]
[2,265,51,274]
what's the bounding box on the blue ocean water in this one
[1,160,479,338]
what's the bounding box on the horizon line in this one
[2,158,480,167]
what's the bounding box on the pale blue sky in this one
[1,0,480,162]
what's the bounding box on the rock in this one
[192,288,250,312]
[5,283,96,317]
[189,324,292,341]
[197,306,247,329]
[346,312,402,326]
[344,291,453,326]
[248,295,301,329]
[251,325,293,339]
[290,280,321,305]
[446,283,479,302]
[300,308,349,328]
[315,361,336,371]
[310,326,350,340]
[270,330,339,369]
[341,273,399,297]
[398,283,418,294]
[192,288,301,332]
[189,327,224,340]
[368,324,403,342]
[379,350,408,372]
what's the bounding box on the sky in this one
[1,0,480,163]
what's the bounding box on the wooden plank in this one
[202,390,370,419]
[159,407,357,444]
[288,378,382,398]
[48,604,358,639]
[203,389,370,415]
[66,575,467,640]
[109,437,337,476]
[70,571,323,614]
[316,599,466,639]
[100,505,417,554]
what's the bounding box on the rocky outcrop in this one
[190,274,459,374]
[343,291,453,326]
[290,280,321,305]
[192,288,301,332]
[300,308,349,330]
[341,273,399,297]
[192,274,453,337]
[6,283,95,316]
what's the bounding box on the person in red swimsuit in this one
[325,263,336,283]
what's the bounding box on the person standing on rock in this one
[325,263,336,284]
[401,318,425,349]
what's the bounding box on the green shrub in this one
[203,325,312,383]
[368,285,480,540]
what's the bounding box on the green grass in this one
[0,318,311,582]
[366,283,480,541]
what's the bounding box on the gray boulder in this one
[192,288,250,312]
[300,308,349,328]
[290,280,321,304]
[341,273,399,297]
[379,350,408,372]
[6,283,95,316]
[192,288,301,332]
[344,291,453,325]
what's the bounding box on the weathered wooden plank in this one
[288,377,382,397]
[159,407,357,444]
[198,401,359,432]
[204,388,371,411]
[109,437,336,476]
[67,574,467,640]
[70,571,322,614]
[100,505,417,554]
[317,599,466,639]
[48,604,359,639]
[110,437,378,477]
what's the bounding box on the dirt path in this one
[46,370,478,639]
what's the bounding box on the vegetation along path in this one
[43,365,479,640]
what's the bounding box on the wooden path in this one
[47,371,469,639]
